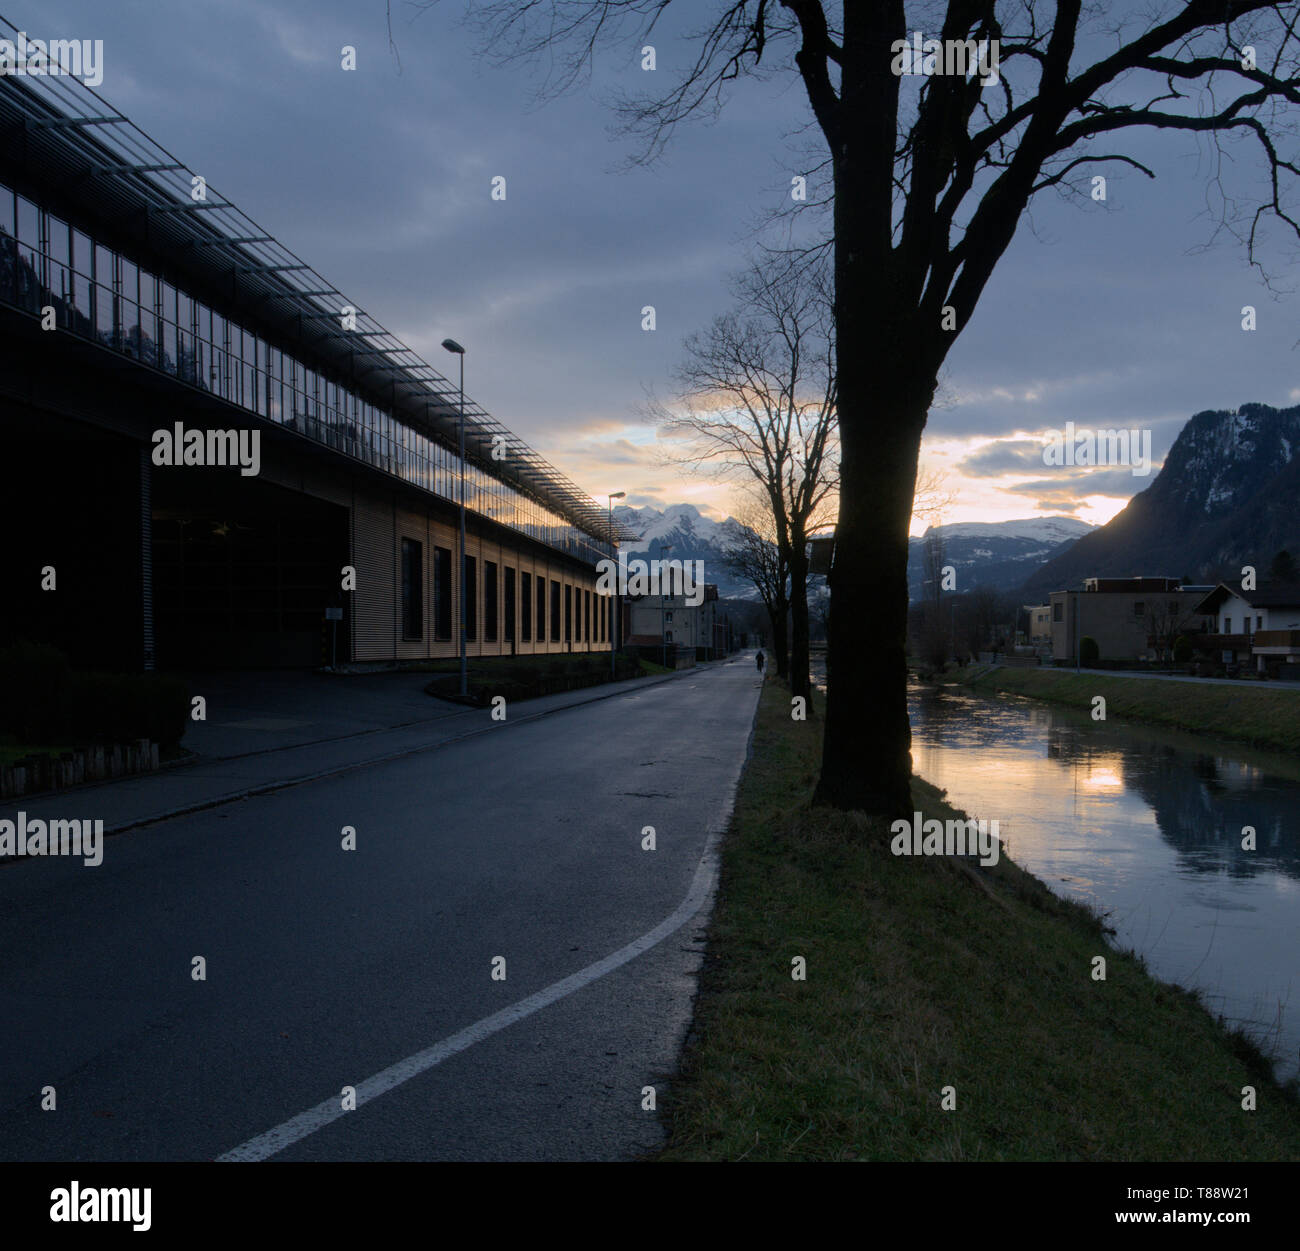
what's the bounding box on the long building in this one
[0,34,627,672]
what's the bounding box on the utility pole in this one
[608,491,625,679]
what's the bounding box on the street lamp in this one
[441,338,467,697]
[660,542,673,669]
[608,491,625,678]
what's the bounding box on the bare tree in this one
[1142,595,1202,660]
[912,461,955,528]
[658,252,837,701]
[434,0,1300,820]
[724,493,791,678]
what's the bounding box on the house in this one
[623,584,724,663]
[1048,577,1214,663]
[1027,605,1052,648]
[1191,582,1300,675]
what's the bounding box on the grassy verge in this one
[659,680,1300,1161]
[0,741,76,768]
[963,666,1300,754]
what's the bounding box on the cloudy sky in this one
[25,0,1300,532]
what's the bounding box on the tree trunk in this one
[815,373,927,817]
[788,531,811,703]
[813,10,934,820]
[770,596,790,679]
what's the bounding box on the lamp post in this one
[441,338,467,697]
[660,542,673,669]
[608,491,625,678]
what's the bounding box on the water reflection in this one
[908,683,1300,1080]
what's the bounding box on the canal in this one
[906,681,1300,1081]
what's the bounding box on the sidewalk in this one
[0,662,726,840]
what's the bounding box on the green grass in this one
[964,666,1300,754]
[0,742,76,768]
[658,680,1300,1161]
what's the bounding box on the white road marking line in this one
[217,682,756,1161]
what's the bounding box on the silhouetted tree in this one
[724,494,791,678]
[658,254,837,702]
[1269,549,1298,581]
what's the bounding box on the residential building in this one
[623,584,724,660]
[1191,582,1300,674]
[1049,577,1214,663]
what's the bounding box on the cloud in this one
[956,438,1050,476]
[1004,468,1149,508]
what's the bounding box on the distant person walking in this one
[756,649,766,676]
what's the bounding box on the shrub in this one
[1173,635,1194,664]
[1079,636,1100,666]
[65,672,190,747]
[0,641,72,739]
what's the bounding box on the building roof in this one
[1193,581,1300,615]
[1082,577,1181,593]
[0,18,634,546]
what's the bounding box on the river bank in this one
[658,679,1300,1161]
[958,665,1300,755]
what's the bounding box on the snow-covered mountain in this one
[616,505,1095,602]
[908,516,1095,600]
[930,517,1095,545]
[614,503,757,599]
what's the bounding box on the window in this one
[485,560,499,641]
[550,580,561,642]
[401,538,423,640]
[504,567,516,643]
[521,572,532,641]
[538,575,548,643]
[1257,616,1264,632]
[665,610,674,623]
[1052,602,1063,622]
[1133,601,1145,618]
[584,590,591,644]
[465,556,478,640]
[1223,617,1231,633]
[564,585,572,643]
[434,547,452,641]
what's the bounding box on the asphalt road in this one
[0,658,761,1161]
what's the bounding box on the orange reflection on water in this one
[1078,765,1124,793]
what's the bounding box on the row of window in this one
[0,182,613,565]
[399,538,610,646]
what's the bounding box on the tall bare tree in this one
[434,1,1300,820]
[723,493,791,677]
[658,253,837,701]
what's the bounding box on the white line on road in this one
[217,691,755,1161]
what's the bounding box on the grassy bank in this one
[659,680,1300,1161]
[963,666,1300,754]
